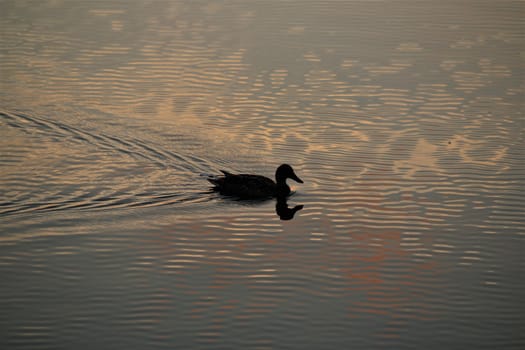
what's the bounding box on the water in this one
[1,1,524,349]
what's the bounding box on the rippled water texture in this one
[1,1,524,349]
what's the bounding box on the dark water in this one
[1,1,524,349]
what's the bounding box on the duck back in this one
[210,173,277,198]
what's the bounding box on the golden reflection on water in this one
[394,139,440,178]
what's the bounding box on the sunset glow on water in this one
[1,1,523,349]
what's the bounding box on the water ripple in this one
[0,110,218,216]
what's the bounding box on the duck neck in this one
[275,172,291,195]
[275,172,287,185]
[275,180,290,196]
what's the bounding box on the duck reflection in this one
[275,196,304,220]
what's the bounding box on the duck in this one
[208,164,303,199]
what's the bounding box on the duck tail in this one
[200,173,221,186]
[207,177,221,186]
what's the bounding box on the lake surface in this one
[1,1,524,349]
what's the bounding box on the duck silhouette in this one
[208,164,303,199]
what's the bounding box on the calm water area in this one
[1,1,524,349]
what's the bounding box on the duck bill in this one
[291,173,303,183]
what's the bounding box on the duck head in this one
[275,164,303,185]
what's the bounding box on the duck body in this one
[208,164,303,199]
